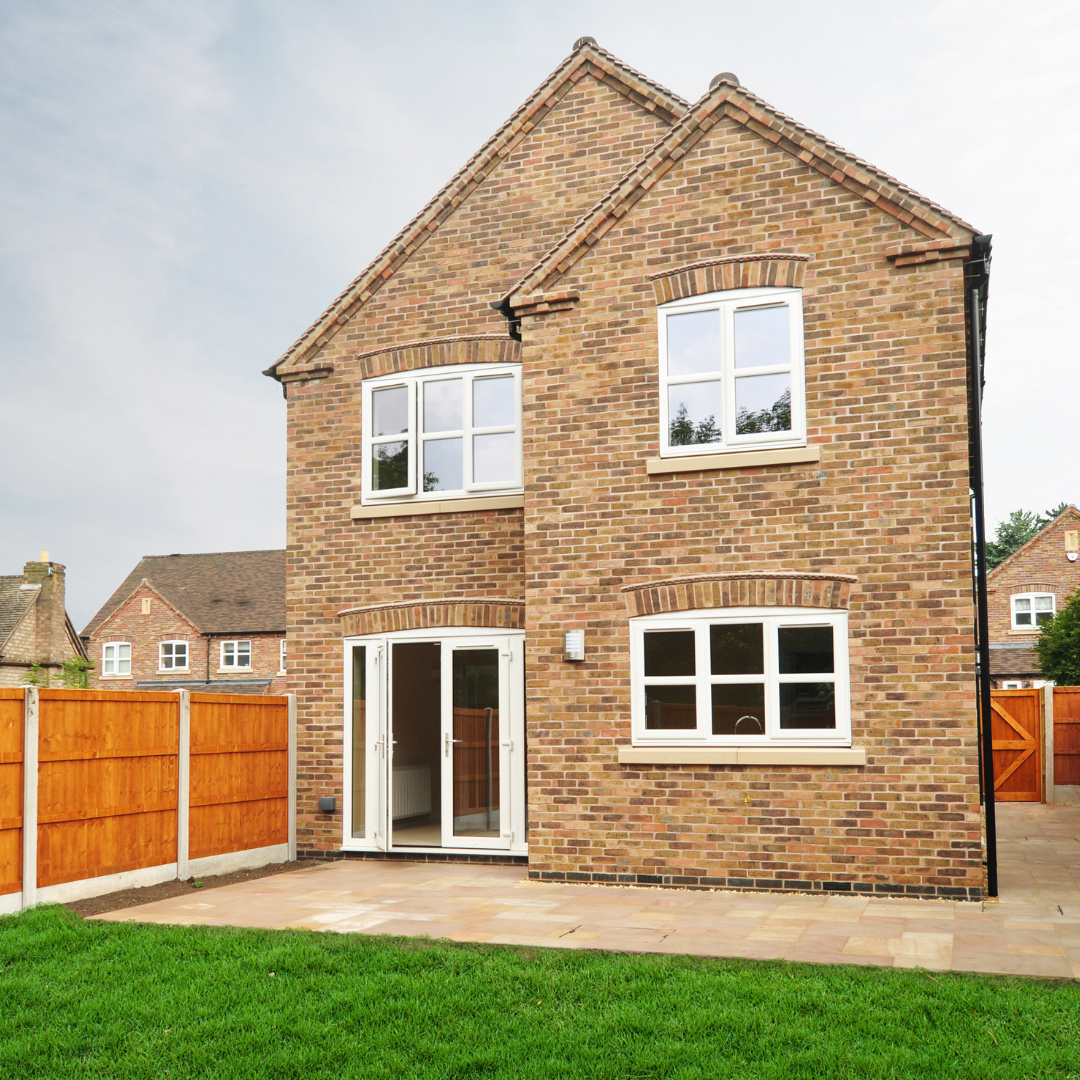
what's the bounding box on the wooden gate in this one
[990,688,1042,801]
[1051,687,1080,787]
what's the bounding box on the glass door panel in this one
[451,649,500,839]
[390,642,443,847]
[351,646,366,838]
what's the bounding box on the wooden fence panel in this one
[1052,687,1080,786]
[189,694,289,860]
[0,689,23,896]
[36,690,179,888]
[990,689,1042,801]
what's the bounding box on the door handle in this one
[445,733,463,757]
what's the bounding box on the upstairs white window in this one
[279,639,286,673]
[102,642,131,676]
[361,364,523,503]
[1012,593,1054,629]
[221,640,251,669]
[630,609,850,747]
[658,287,805,457]
[159,641,188,670]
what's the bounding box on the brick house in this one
[987,506,1080,689]
[266,40,994,898]
[0,554,86,686]
[81,550,286,694]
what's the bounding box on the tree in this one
[985,503,1073,570]
[668,403,721,446]
[1035,586,1080,684]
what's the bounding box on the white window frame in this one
[220,639,252,670]
[630,608,850,747]
[158,640,189,671]
[361,363,523,504]
[657,286,805,458]
[102,641,131,677]
[1011,592,1055,630]
[1002,680,1023,690]
[279,638,286,674]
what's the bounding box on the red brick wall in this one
[513,115,981,897]
[284,70,679,854]
[86,582,286,693]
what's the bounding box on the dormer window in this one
[361,364,523,504]
[658,287,805,457]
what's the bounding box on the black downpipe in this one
[967,234,996,898]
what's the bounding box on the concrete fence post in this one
[1044,682,1055,804]
[176,690,191,881]
[287,694,297,862]
[21,687,38,910]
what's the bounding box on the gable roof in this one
[82,550,286,639]
[504,76,978,306]
[0,577,38,652]
[987,506,1080,581]
[265,38,687,379]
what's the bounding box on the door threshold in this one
[389,846,522,857]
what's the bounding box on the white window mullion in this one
[696,625,711,736]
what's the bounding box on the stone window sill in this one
[646,444,820,475]
[618,746,866,766]
[352,494,525,520]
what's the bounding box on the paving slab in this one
[92,803,1080,979]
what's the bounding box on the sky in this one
[2,0,1078,630]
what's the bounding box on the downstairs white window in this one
[361,363,522,503]
[630,609,851,746]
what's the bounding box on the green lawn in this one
[0,905,1077,1079]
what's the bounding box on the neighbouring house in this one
[0,554,86,686]
[265,39,993,898]
[81,550,286,694]
[986,506,1080,689]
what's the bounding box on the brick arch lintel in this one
[621,571,856,617]
[339,598,525,637]
[650,254,810,305]
[352,335,520,381]
[1009,582,1057,594]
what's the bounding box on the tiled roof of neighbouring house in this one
[82,550,285,639]
[0,576,37,650]
[988,644,1040,678]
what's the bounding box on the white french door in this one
[343,629,525,854]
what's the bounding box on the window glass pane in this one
[372,385,409,436]
[424,437,463,491]
[118,644,130,675]
[1036,611,1053,626]
[644,630,695,676]
[473,432,517,484]
[667,310,720,377]
[645,685,697,729]
[238,642,251,664]
[1014,598,1031,611]
[423,379,462,433]
[778,626,834,674]
[710,623,764,675]
[372,441,409,490]
[668,382,722,446]
[734,305,789,369]
[473,376,515,428]
[352,646,366,838]
[1014,612,1032,626]
[735,374,791,434]
[780,683,836,729]
[711,684,765,735]
[1034,596,1054,611]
